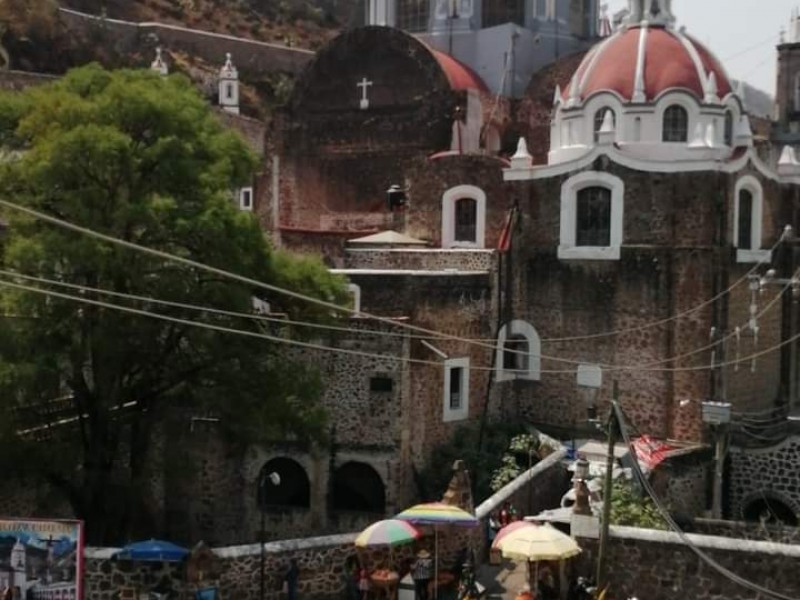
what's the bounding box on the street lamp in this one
[258,469,281,600]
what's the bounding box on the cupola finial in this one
[626,0,675,27]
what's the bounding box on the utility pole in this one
[595,383,619,594]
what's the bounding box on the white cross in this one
[357,77,373,110]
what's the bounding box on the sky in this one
[605,0,796,96]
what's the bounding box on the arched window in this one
[442,185,486,248]
[454,198,477,243]
[724,111,734,146]
[559,171,625,261]
[332,462,386,514]
[496,320,541,381]
[662,105,688,142]
[576,187,612,247]
[734,176,769,263]
[737,189,754,249]
[593,108,615,142]
[503,336,528,372]
[256,458,311,511]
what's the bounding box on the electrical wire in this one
[613,402,796,600]
[0,267,793,376]
[4,271,800,378]
[0,198,784,354]
[0,277,450,370]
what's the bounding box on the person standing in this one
[411,549,433,600]
[284,559,300,600]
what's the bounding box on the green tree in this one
[609,480,667,530]
[0,64,348,543]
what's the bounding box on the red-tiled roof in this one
[429,49,489,93]
[567,26,732,102]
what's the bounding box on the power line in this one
[614,402,796,600]
[0,198,783,354]
[0,268,790,375]
[2,272,800,377]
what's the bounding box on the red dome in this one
[429,49,489,93]
[565,25,732,103]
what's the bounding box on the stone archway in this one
[741,491,799,527]
[257,457,311,511]
[331,461,386,514]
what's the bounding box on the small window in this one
[226,83,234,99]
[724,111,734,146]
[370,376,393,393]
[449,367,463,409]
[593,108,615,142]
[737,189,753,250]
[503,336,528,372]
[239,187,253,211]
[454,198,477,243]
[576,187,611,247]
[662,105,688,142]
[443,358,469,422]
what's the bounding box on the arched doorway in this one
[742,495,799,527]
[332,462,386,514]
[257,457,311,511]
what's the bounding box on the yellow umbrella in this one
[494,522,582,592]
[494,522,581,561]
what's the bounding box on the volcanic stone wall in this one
[498,164,785,443]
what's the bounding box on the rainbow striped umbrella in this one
[394,502,479,527]
[355,519,421,548]
[395,503,478,600]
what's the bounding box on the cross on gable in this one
[357,77,373,110]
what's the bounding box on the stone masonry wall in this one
[576,526,800,600]
[82,451,570,600]
[728,434,800,521]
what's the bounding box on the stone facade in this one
[728,434,800,523]
[577,526,800,600]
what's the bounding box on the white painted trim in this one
[558,171,624,262]
[442,185,487,249]
[736,249,772,264]
[347,283,361,313]
[496,320,542,382]
[443,357,470,422]
[733,175,765,262]
[505,145,781,183]
[239,186,254,211]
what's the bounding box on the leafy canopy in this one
[0,64,347,542]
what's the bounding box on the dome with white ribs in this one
[547,0,753,167]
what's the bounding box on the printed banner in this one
[0,518,84,600]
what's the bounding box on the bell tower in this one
[776,11,800,140]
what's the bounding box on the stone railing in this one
[576,525,800,599]
[344,248,496,272]
[82,450,570,600]
[58,8,314,75]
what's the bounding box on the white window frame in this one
[733,176,770,263]
[442,185,486,249]
[239,186,254,211]
[496,320,541,382]
[443,357,470,422]
[347,283,361,313]
[558,171,624,261]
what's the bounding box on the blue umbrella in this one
[114,539,189,562]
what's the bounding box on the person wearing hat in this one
[411,549,434,600]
